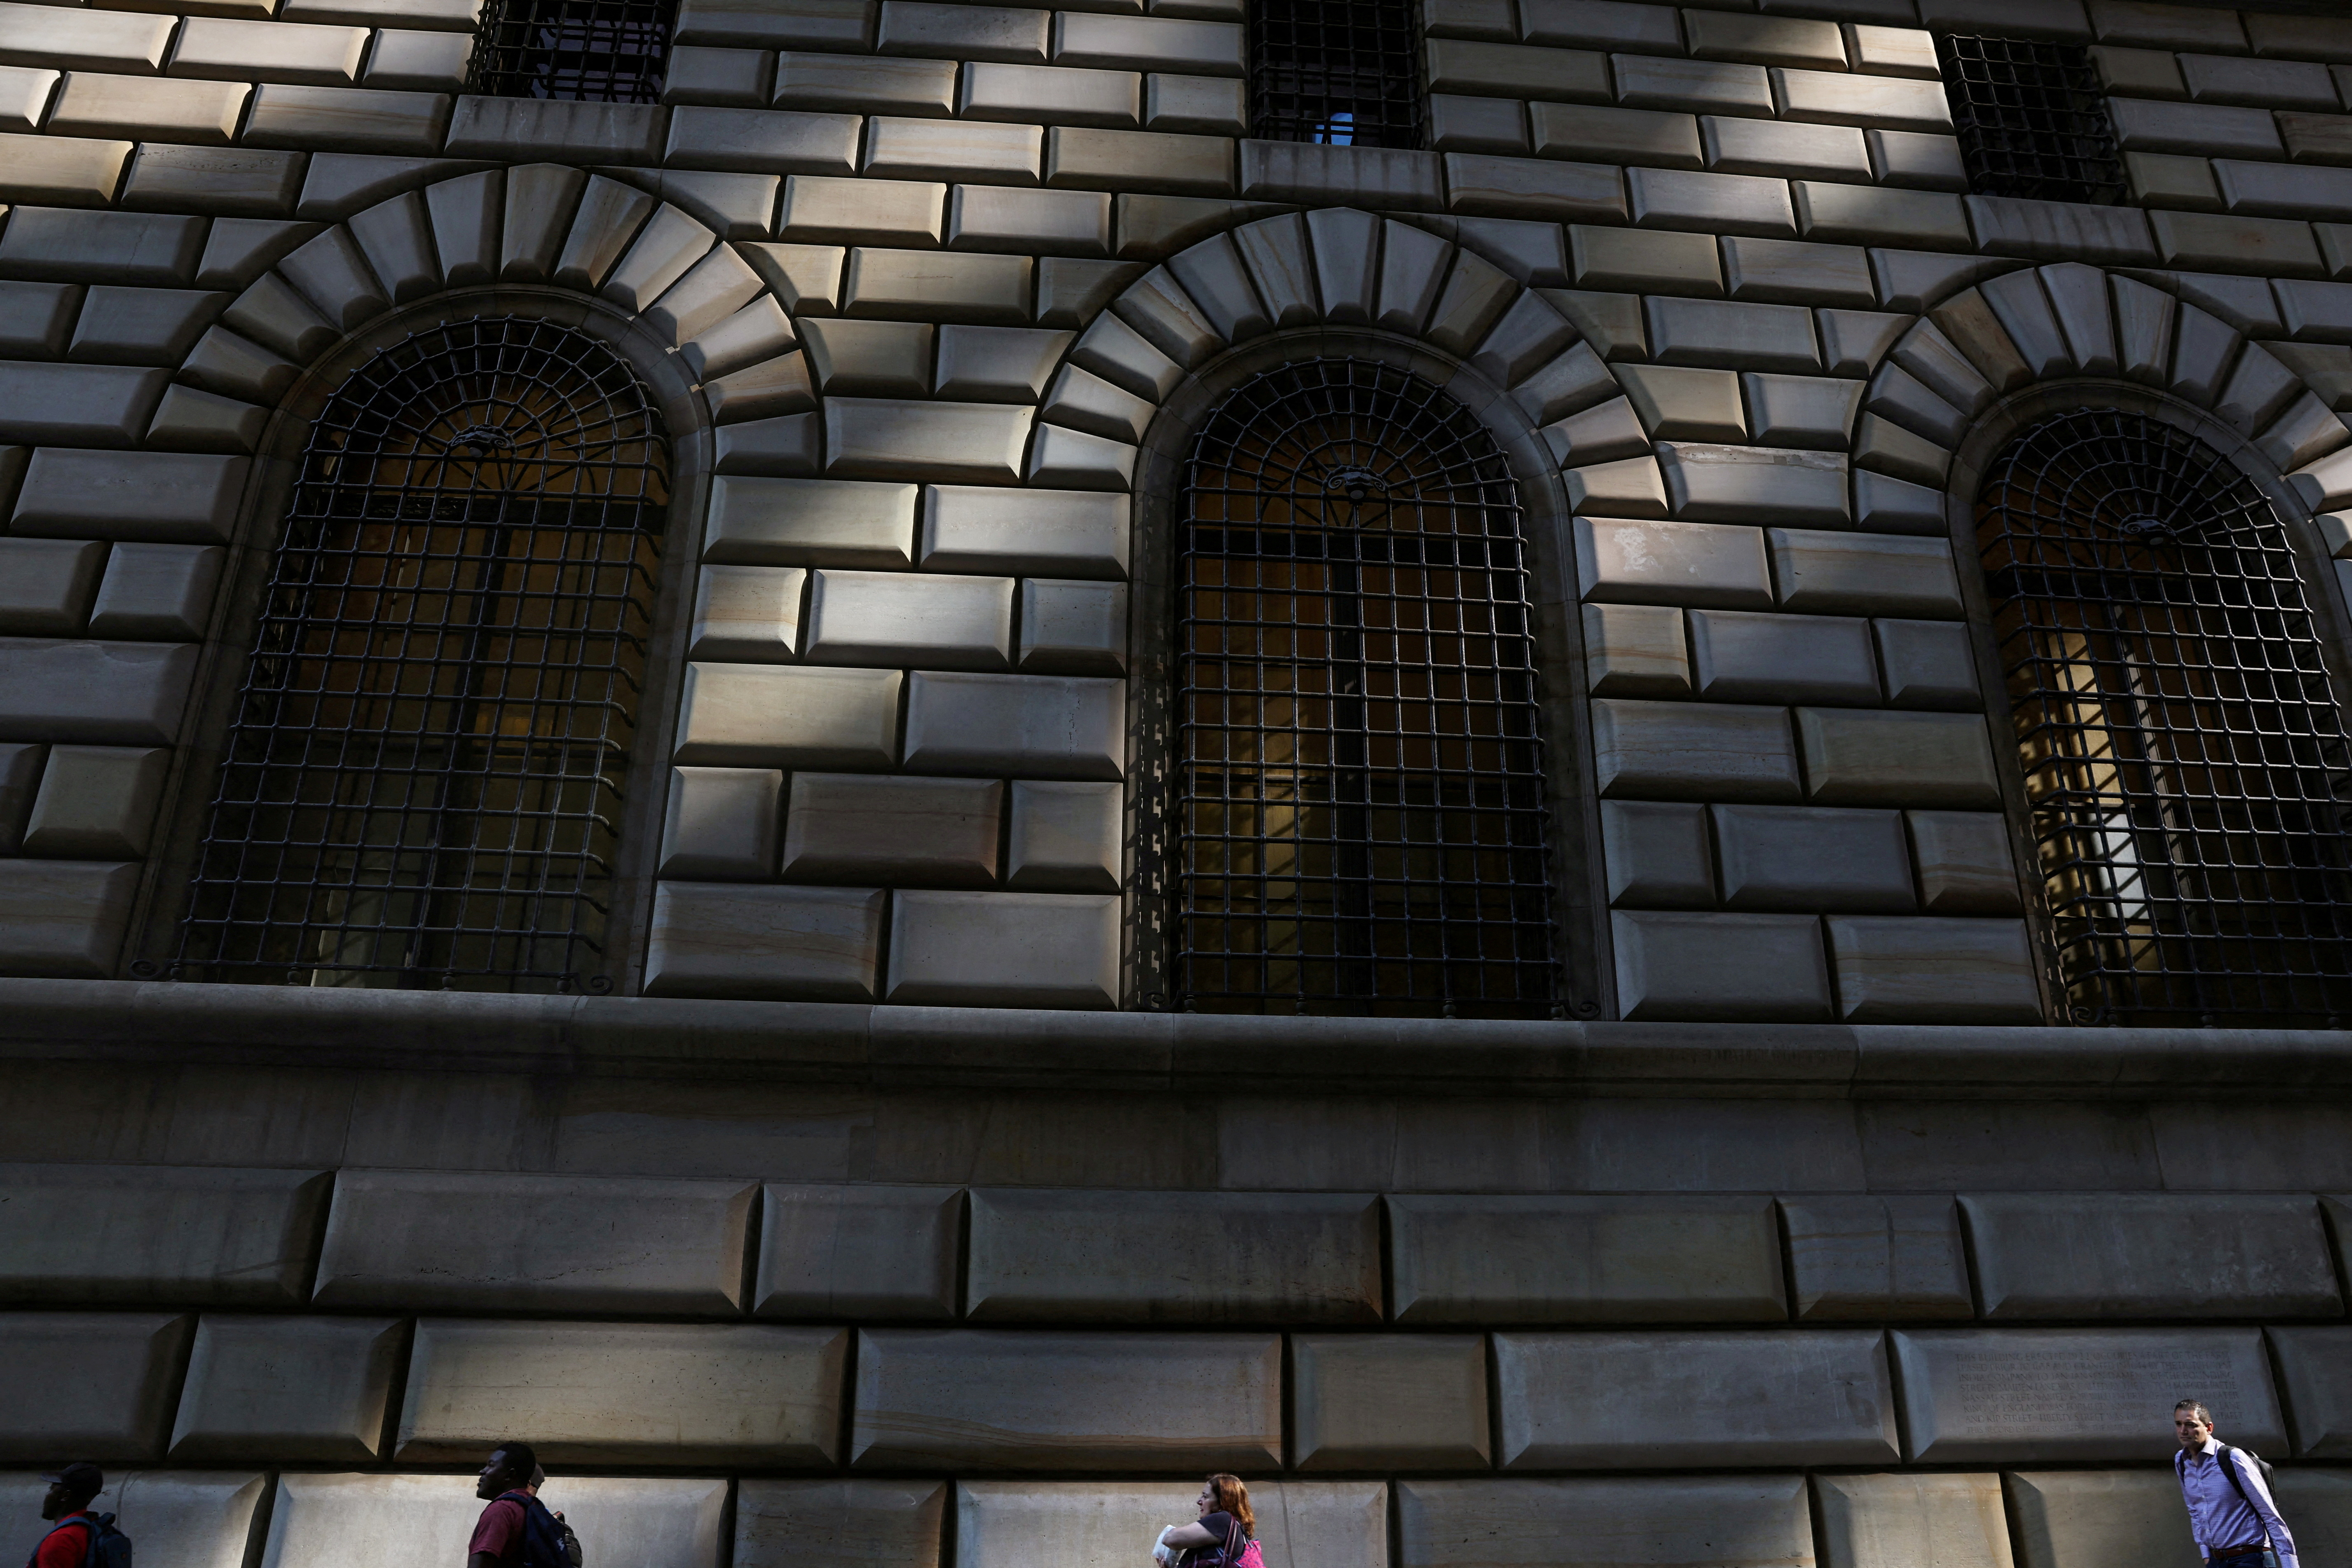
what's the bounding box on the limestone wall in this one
[1,0,2350,1014]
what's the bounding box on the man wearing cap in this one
[26,1465,103,1568]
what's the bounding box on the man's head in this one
[476,1443,539,1501]
[2176,1400,2216,1451]
[38,1464,101,1521]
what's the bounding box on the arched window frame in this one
[125,293,712,998]
[1124,334,1608,1019]
[1945,386,2352,1030]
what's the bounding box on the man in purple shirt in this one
[2175,1400,2298,1568]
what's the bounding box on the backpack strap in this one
[2215,1446,2261,1514]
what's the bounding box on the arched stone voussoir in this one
[169,164,815,437]
[1049,206,1616,489]
[1860,262,2352,527]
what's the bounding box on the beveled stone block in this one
[1824,916,2039,1024]
[169,1315,405,1461]
[921,485,1129,579]
[1494,1330,1897,1468]
[1965,1194,2339,1320]
[660,766,782,880]
[689,564,804,662]
[262,1474,727,1568]
[886,889,1119,1008]
[1797,709,2002,809]
[314,1169,755,1314]
[0,1471,264,1568]
[1575,516,1773,609]
[1687,609,1879,707]
[2004,1472,2198,1568]
[0,1312,192,1459]
[781,772,1000,885]
[1005,779,1120,892]
[706,476,917,569]
[1591,700,1802,803]
[902,671,1122,779]
[674,663,901,768]
[1389,1195,1785,1324]
[967,1189,1381,1323]
[757,1185,962,1321]
[2270,1326,2352,1456]
[1813,1473,2013,1568]
[396,1319,847,1464]
[737,1481,946,1568]
[1712,804,1914,912]
[851,1329,1281,1470]
[644,882,884,1001]
[1600,799,1712,907]
[1890,1328,2283,1462]
[960,1482,1385,1568]
[1398,1476,1813,1568]
[1782,1196,1972,1322]
[805,569,1014,670]
[0,1163,330,1306]
[1293,1336,1488,1471]
[1612,910,1831,1022]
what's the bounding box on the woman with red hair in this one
[1155,1476,1260,1568]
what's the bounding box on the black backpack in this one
[26,1513,131,1568]
[495,1493,580,1568]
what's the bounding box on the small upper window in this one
[1249,0,1424,149]
[1935,34,2124,204]
[470,0,672,102]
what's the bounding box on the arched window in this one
[173,316,670,994]
[1174,358,1556,1017]
[1978,409,2352,1026]
[471,0,672,101]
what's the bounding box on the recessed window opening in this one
[469,0,672,102]
[1978,410,2352,1027]
[1935,33,2123,204]
[173,316,669,995]
[1174,358,1558,1018]
[1249,0,1424,148]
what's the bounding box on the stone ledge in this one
[0,979,2349,1097]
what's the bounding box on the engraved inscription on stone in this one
[1894,1329,2283,1463]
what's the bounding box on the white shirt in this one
[2177,1438,2299,1568]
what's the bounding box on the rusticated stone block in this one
[1388,1195,1784,1325]
[901,671,1122,779]
[1398,1476,1812,1568]
[1824,916,2039,1024]
[757,1185,962,1321]
[782,773,1000,885]
[0,1163,330,1306]
[886,889,1119,1009]
[0,1312,192,1459]
[1591,700,1801,803]
[1780,1196,1972,1322]
[1813,1474,2013,1568]
[396,1320,847,1464]
[1575,516,1773,609]
[674,663,901,768]
[2272,1327,2352,1457]
[0,859,140,977]
[2005,1472,2198,1568]
[0,640,198,746]
[1964,1194,2339,1320]
[1890,1328,2282,1462]
[1712,804,1914,913]
[645,882,884,1001]
[738,1480,946,1568]
[262,1474,727,1568]
[1612,910,1831,1022]
[1293,1336,1488,1471]
[961,1482,1385,1568]
[314,1169,755,1314]
[1494,1330,1897,1467]
[706,476,916,568]
[966,1189,1381,1323]
[170,1315,406,1461]
[852,1330,1281,1470]
[0,1472,264,1568]
[1797,709,2002,809]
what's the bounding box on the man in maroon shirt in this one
[467,1443,538,1568]
[27,1465,103,1568]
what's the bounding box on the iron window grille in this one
[1173,358,1558,1018]
[172,316,670,995]
[469,0,672,101]
[1978,409,2352,1028]
[1249,0,1424,148]
[1935,33,2124,204]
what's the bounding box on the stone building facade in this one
[10,0,2352,1564]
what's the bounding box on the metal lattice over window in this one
[1174,358,1556,1017]
[469,0,672,101]
[1980,410,2352,1027]
[1935,33,2124,204]
[173,317,669,994]
[1249,0,1423,148]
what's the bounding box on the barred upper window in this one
[1250,0,1424,148]
[1173,358,1557,1018]
[470,0,672,101]
[170,317,669,995]
[1935,34,2124,204]
[1979,410,2352,1028]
